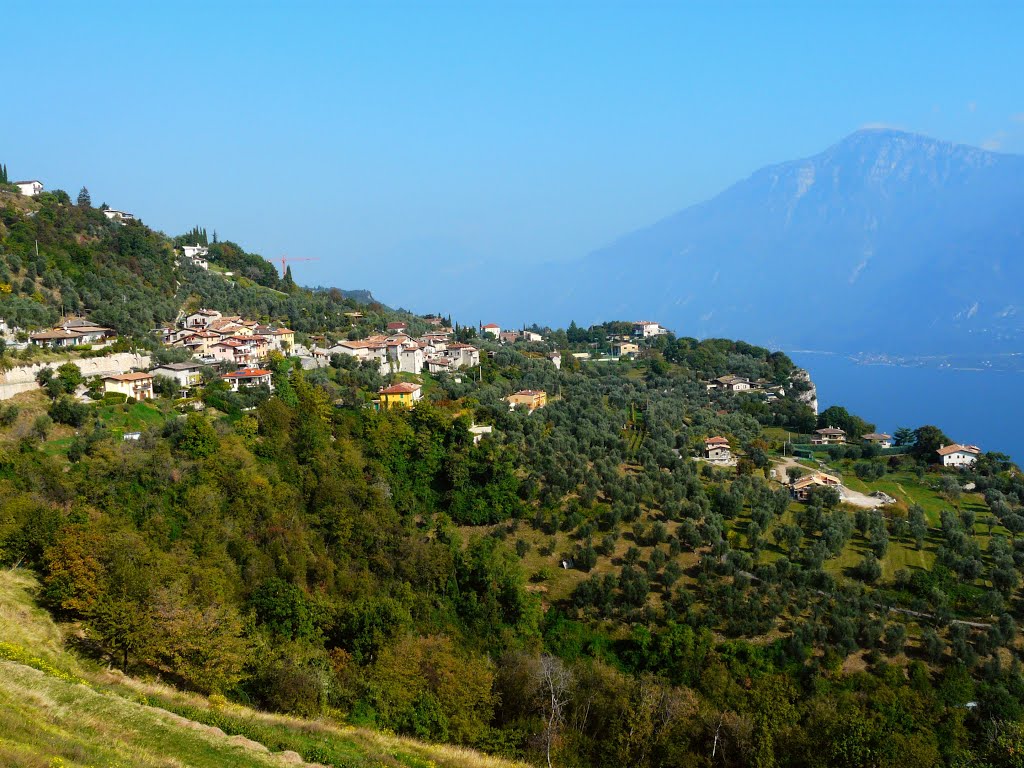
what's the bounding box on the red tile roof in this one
[937,443,981,456]
[379,382,422,395]
[223,368,272,379]
[105,372,153,382]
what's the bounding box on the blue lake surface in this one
[791,352,1024,463]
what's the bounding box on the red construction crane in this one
[278,256,320,277]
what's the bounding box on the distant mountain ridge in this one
[535,129,1024,353]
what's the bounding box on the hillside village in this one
[0,176,992,492]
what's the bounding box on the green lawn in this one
[840,469,990,526]
[94,400,170,436]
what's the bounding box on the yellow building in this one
[103,372,154,400]
[378,382,423,409]
[256,326,295,351]
[506,389,547,412]
[612,341,640,357]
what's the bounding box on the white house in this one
[937,444,981,468]
[713,374,751,392]
[445,343,480,369]
[221,367,274,392]
[812,427,847,445]
[633,321,666,338]
[704,436,732,462]
[14,180,44,197]
[862,433,893,449]
[151,361,204,391]
[184,309,222,329]
[181,244,209,260]
[103,209,136,225]
[481,323,501,338]
[468,423,493,445]
[426,356,454,374]
[392,343,424,375]
[30,330,85,348]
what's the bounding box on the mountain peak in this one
[556,129,1024,354]
[825,126,1019,164]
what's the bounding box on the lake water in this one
[791,352,1024,463]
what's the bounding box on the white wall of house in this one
[943,451,978,467]
[394,347,424,374]
[15,181,43,196]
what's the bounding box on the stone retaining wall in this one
[0,352,152,401]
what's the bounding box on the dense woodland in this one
[3,187,1024,766]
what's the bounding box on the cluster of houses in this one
[313,323,480,377]
[89,308,294,400]
[98,363,275,401]
[157,309,295,366]
[807,427,982,466]
[478,323,544,343]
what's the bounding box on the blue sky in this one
[3,1,1023,309]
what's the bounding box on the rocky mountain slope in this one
[477,129,1024,354]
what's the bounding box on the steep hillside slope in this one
[0,188,380,338]
[0,569,527,768]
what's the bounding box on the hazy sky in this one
[4,1,1023,308]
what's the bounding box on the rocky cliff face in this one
[791,368,818,415]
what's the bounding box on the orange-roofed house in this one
[506,390,547,412]
[937,443,981,468]
[791,472,842,502]
[103,372,154,400]
[481,323,501,338]
[704,436,731,461]
[221,368,274,392]
[378,382,423,409]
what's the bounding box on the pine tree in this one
[281,265,297,293]
[77,187,91,208]
[0,164,7,183]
